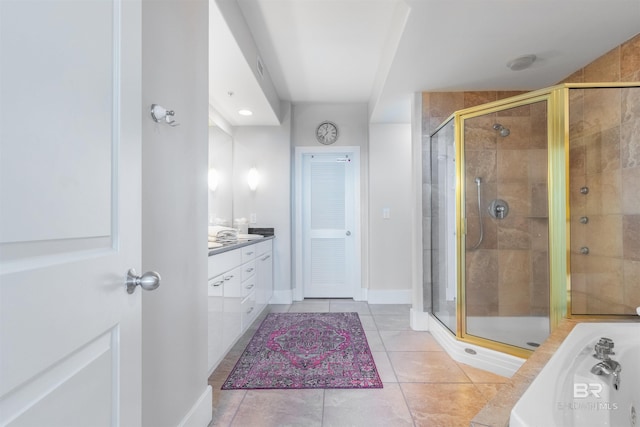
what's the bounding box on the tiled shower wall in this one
[569,86,640,315]
[464,102,549,317]
[422,32,640,316]
[563,33,640,315]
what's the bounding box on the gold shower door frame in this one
[452,86,566,358]
[450,83,640,358]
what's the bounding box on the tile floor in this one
[208,299,509,427]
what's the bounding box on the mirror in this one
[208,126,233,226]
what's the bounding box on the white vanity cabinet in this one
[239,245,258,330]
[207,238,274,373]
[255,240,273,314]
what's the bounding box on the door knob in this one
[346,231,351,236]
[126,269,161,294]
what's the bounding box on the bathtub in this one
[510,322,640,427]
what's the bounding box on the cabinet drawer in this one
[254,240,272,256]
[207,274,225,297]
[241,260,256,282]
[240,245,257,263]
[242,277,256,298]
[208,249,241,278]
[241,292,257,329]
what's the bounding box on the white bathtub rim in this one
[510,322,640,427]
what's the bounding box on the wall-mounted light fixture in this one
[247,167,260,191]
[208,168,219,191]
[150,104,180,127]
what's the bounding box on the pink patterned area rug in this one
[221,312,383,390]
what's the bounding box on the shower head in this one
[493,123,510,137]
[475,177,482,185]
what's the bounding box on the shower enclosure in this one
[431,91,556,357]
[430,83,640,357]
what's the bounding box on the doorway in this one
[294,147,361,300]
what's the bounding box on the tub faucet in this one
[591,337,621,390]
[591,358,621,390]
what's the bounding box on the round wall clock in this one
[315,121,339,145]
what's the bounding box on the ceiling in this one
[210,0,640,126]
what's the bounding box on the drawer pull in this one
[247,307,254,314]
[261,254,271,261]
[245,251,254,256]
[245,284,254,289]
[211,280,224,287]
[245,267,254,273]
[224,275,234,281]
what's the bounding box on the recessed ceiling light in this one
[238,109,253,116]
[506,54,537,71]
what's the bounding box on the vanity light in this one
[238,109,253,116]
[247,167,260,191]
[208,168,219,192]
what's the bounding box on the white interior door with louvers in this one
[300,150,359,298]
[0,1,146,425]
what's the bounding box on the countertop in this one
[208,235,274,257]
[470,318,639,427]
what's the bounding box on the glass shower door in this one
[431,118,457,333]
[461,100,551,351]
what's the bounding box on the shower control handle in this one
[488,199,509,220]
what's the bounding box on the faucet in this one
[591,359,621,390]
[591,337,622,390]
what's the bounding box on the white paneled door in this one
[300,150,359,298]
[0,1,143,426]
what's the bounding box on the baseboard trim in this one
[177,385,212,427]
[427,313,525,378]
[270,289,293,304]
[367,289,411,304]
[410,308,430,331]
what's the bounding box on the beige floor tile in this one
[288,302,331,312]
[268,304,292,313]
[209,381,246,427]
[329,300,372,314]
[357,314,378,331]
[388,351,470,383]
[370,351,397,383]
[401,382,488,427]
[323,383,413,427]
[457,362,509,384]
[369,304,412,315]
[364,329,386,352]
[373,314,411,331]
[473,383,505,402]
[379,330,443,351]
[230,389,324,427]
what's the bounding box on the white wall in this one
[368,124,413,303]
[141,1,211,426]
[291,103,370,297]
[233,102,293,298]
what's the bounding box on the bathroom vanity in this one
[207,237,274,373]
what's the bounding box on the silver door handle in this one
[346,231,351,236]
[126,269,161,294]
